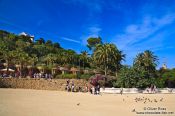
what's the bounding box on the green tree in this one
[115,66,136,88]
[53,42,61,49]
[35,38,45,45]
[0,33,16,72]
[43,53,58,66]
[114,65,156,88]
[45,40,52,46]
[80,51,89,69]
[14,50,30,77]
[87,36,102,50]
[134,50,158,78]
[93,43,125,76]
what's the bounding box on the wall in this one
[100,88,175,94]
[0,78,88,91]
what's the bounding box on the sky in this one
[0,0,175,68]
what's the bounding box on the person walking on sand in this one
[120,88,123,95]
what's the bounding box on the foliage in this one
[133,50,158,78]
[114,66,136,88]
[0,30,174,88]
[79,74,92,80]
[0,30,90,70]
[158,68,175,87]
[114,65,159,88]
[93,43,125,76]
[162,69,175,79]
[87,36,102,50]
[55,74,77,79]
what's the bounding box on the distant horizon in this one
[0,0,175,68]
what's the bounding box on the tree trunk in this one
[83,60,85,70]
[20,63,23,78]
[104,65,107,76]
[115,71,118,78]
[6,60,9,74]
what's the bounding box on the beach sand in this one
[0,88,175,116]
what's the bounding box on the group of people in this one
[89,84,100,95]
[33,73,52,79]
[65,79,101,94]
[146,84,157,93]
[65,80,75,92]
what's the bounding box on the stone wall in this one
[100,88,175,94]
[0,78,89,91]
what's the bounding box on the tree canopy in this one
[0,30,174,88]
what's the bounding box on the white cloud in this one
[112,13,175,65]
[88,26,102,35]
[114,13,175,50]
[81,25,102,46]
[61,37,81,43]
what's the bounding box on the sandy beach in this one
[0,88,175,116]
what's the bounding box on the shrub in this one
[154,77,166,88]
[98,80,105,87]
[54,74,77,79]
[79,74,92,80]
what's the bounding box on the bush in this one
[154,77,166,88]
[79,74,92,80]
[98,80,105,87]
[54,74,77,79]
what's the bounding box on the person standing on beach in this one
[90,87,93,94]
[97,84,100,95]
[120,88,123,95]
[71,81,75,92]
[66,79,70,91]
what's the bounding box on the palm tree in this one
[14,50,30,77]
[43,53,57,66]
[65,49,77,66]
[93,43,125,76]
[115,50,125,77]
[0,50,16,72]
[134,50,158,74]
[80,51,89,69]
[0,35,16,72]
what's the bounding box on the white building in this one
[19,32,34,42]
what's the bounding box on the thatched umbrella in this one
[0,68,15,72]
[3,63,7,67]
[51,64,59,74]
[0,68,15,77]
[15,64,20,71]
[37,64,46,73]
[70,67,79,75]
[59,67,69,74]
[93,69,102,74]
[27,65,33,77]
[52,67,57,74]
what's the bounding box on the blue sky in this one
[0,0,175,68]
